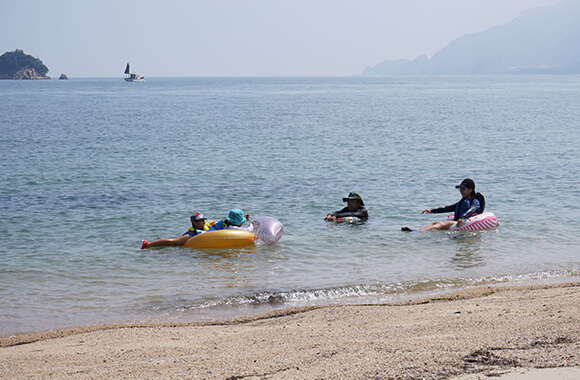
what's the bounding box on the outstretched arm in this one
[426,203,456,214]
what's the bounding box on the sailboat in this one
[124,63,145,82]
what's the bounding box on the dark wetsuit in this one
[329,206,369,220]
[430,197,481,221]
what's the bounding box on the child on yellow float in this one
[207,209,253,232]
[141,212,214,249]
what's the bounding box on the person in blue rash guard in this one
[403,179,484,231]
[207,208,253,232]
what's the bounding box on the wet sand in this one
[1,282,580,379]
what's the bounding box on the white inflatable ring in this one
[448,212,498,232]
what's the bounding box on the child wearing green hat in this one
[207,209,253,232]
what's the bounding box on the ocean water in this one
[1,76,579,337]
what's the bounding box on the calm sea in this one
[1,76,579,337]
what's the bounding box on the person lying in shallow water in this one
[141,212,213,249]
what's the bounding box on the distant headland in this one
[363,0,580,76]
[0,49,50,80]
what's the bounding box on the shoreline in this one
[2,282,580,379]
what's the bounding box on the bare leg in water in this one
[419,220,456,231]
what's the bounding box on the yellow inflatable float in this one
[183,229,256,249]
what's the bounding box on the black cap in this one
[343,192,364,206]
[455,178,475,189]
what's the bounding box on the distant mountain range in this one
[363,0,580,75]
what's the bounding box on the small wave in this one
[193,284,405,309]
[185,269,580,312]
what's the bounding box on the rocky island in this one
[0,49,50,80]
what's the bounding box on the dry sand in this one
[1,282,580,379]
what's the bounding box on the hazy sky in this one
[2,0,561,77]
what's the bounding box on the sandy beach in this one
[1,282,579,379]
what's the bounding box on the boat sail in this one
[124,63,145,82]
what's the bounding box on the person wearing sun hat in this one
[207,208,253,232]
[141,211,214,249]
[325,192,369,222]
[401,178,485,232]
